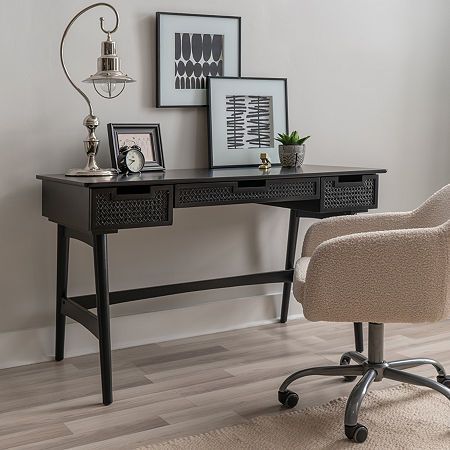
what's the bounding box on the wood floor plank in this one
[0,423,72,450]
[65,397,194,434]
[10,417,167,450]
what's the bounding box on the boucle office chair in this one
[277,184,450,443]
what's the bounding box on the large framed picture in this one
[207,77,288,169]
[156,12,241,108]
[107,123,165,171]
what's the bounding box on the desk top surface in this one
[37,164,387,188]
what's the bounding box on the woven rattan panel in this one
[322,177,376,210]
[176,179,318,207]
[94,189,171,229]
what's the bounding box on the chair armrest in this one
[303,227,449,323]
[302,212,413,257]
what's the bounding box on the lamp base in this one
[65,115,119,177]
[65,167,118,177]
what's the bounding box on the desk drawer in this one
[175,178,319,208]
[92,185,173,231]
[320,174,378,212]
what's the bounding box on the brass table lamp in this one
[60,2,136,176]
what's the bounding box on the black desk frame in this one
[39,166,385,405]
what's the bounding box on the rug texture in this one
[137,384,450,449]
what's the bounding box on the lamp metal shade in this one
[83,37,135,85]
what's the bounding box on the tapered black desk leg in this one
[55,225,70,361]
[93,234,113,406]
[280,210,300,323]
[354,322,364,352]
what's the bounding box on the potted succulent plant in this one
[276,131,310,168]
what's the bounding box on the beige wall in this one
[0,0,449,366]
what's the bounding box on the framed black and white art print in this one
[207,77,288,169]
[156,12,241,108]
[107,123,165,172]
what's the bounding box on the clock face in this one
[125,149,145,173]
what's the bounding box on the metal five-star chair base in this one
[278,323,450,443]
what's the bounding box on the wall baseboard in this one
[0,293,303,370]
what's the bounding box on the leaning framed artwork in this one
[107,123,165,171]
[156,12,241,108]
[207,77,288,169]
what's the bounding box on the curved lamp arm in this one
[60,2,119,117]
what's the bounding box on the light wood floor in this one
[2,318,450,449]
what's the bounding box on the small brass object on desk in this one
[259,152,272,170]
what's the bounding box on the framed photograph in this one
[156,12,241,108]
[207,77,289,169]
[107,123,165,171]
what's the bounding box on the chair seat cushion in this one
[293,257,310,304]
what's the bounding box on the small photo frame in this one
[156,12,241,107]
[107,123,165,171]
[207,77,289,169]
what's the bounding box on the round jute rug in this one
[137,384,450,449]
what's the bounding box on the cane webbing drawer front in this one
[92,186,173,231]
[175,178,319,207]
[320,175,378,212]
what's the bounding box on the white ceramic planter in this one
[278,144,305,168]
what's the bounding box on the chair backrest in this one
[443,218,450,317]
[414,186,450,313]
[411,184,450,228]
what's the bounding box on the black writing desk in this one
[37,165,386,405]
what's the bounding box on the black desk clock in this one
[117,145,145,174]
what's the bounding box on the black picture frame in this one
[107,123,165,172]
[156,12,242,108]
[207,77,289,169]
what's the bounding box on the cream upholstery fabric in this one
[294,185,450,324]
[293,257,310,303]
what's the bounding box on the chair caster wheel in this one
[345,424,368,443]
[278,390,299,408]
[437,375,450,388]
[340,355,357,382]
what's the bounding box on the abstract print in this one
[175,33,223,89]
[226,95,273,149]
